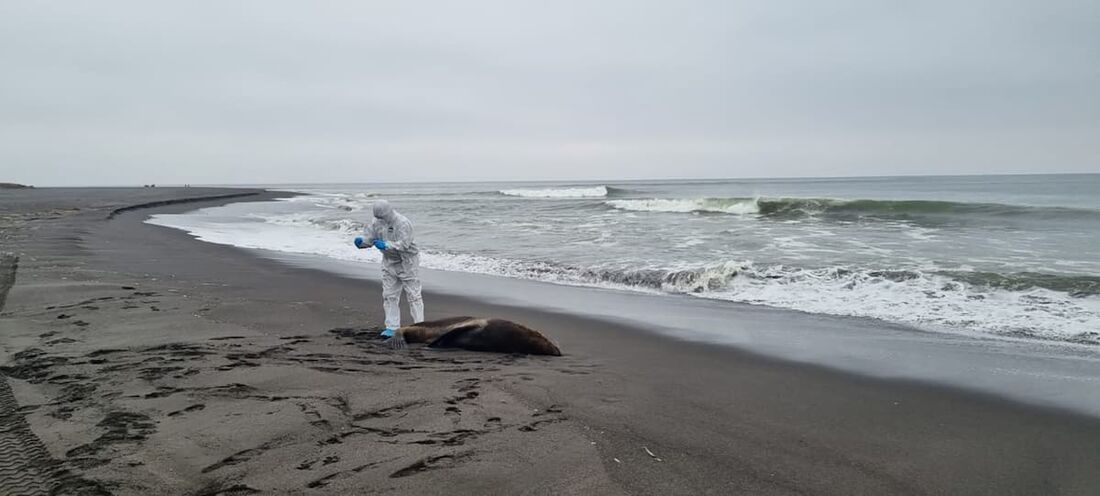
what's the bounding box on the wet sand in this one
[2,188,1099,495]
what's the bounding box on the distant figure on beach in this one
[355,200,424,336]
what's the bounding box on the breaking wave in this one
[605,198,761,214]
[938,271,1100,297]
[605,196,1100,222]
[498,185,634,198]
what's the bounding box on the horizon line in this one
[11,171,1100,189]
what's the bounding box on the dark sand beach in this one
[2,188,1100,495]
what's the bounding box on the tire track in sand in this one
[0,253,108,495]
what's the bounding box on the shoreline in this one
[3,187,1100,494]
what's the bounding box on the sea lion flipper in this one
[385,336,406,350]
[427,324,480,349]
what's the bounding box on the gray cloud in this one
[2,0,1097,186]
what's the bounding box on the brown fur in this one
[397,316,482,344]
[396,317,562,356]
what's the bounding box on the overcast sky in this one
[1,1,1097,186]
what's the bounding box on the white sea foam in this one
[278,193,379,212]
[605,198,760,214]
[499,186,608,198]
[245,212,363,234]
[148,209,377,264]
[702,264,1100,345]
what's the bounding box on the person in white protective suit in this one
[354,200,424,337]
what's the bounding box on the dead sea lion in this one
[391,316,562,356]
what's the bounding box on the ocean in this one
[147,174,1100,346]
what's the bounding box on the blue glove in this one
[354,236,365,248]
[373,239,388,250]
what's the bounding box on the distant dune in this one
[0,183,32,189]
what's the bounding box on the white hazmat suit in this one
[365,200,424,329]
